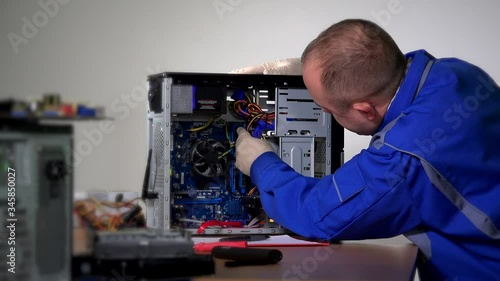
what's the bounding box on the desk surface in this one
[193,243,418,281]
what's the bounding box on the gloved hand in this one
[235,127,274,176]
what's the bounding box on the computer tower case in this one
[0,119,73,281]
[144,72,344,235]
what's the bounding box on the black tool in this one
[211,246,283,266]
[141,149,158,199]
[219,234,269,242]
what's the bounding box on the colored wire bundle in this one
[74,197,145,231]
[232,98,275,137]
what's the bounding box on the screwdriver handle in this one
[194,241,247,253]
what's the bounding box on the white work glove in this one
[235,127,274,176]
[229,58,302,75]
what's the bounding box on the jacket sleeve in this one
[250,146,424,240]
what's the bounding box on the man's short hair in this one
[301,19,407,112]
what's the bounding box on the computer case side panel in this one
[0,121,72,281]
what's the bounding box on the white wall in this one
[2,0,499,194]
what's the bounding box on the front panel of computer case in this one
[145,72,344,235]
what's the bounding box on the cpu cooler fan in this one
[189,139,228,177]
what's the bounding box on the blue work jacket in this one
[250,50,500,281]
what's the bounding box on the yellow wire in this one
[187,115,219,132]
[218,143,235,160]
[247,114,262,132]
[89,197,112,216]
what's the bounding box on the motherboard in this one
[170,120,258,229]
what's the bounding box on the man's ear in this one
[352,102,376,121]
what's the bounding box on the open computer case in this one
[144,72,344,235]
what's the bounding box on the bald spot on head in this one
[301,19,407,113]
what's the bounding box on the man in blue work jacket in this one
[235,19,500,280]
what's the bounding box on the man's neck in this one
[384,58,413,113]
